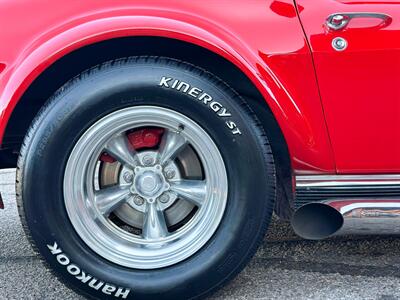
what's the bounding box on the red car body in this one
[2,0,398,176]
[3,1,400,298]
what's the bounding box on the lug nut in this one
[165,169,176,179]
[142,155,154,166]
[133,195,144,206]
[158,193,170,204]
[123,172,133,183]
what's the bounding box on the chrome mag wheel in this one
[63,106,228,269]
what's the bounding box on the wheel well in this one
[3,36,293,218]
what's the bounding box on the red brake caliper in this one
[127,128,164,150]
[100,128,164,162]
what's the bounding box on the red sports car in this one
[1,0,399,299]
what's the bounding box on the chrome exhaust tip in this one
[291,200,400,240]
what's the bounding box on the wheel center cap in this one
[134,171,163,197]
[141,175,157,191]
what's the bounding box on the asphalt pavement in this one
[1,169,400,299]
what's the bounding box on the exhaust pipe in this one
[291,200,400,240]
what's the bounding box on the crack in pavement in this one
[0,255,39,263]
[255,257,400,278]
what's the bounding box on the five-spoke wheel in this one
[64,106,228,269]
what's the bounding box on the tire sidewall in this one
[20,60,275,299]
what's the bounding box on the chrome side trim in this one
[296,174,400,188]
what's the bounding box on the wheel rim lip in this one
[63,106,228,269]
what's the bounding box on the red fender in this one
[0,1,335,173]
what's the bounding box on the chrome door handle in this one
[326,12,392,31]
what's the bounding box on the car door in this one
[295,0,400,173]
